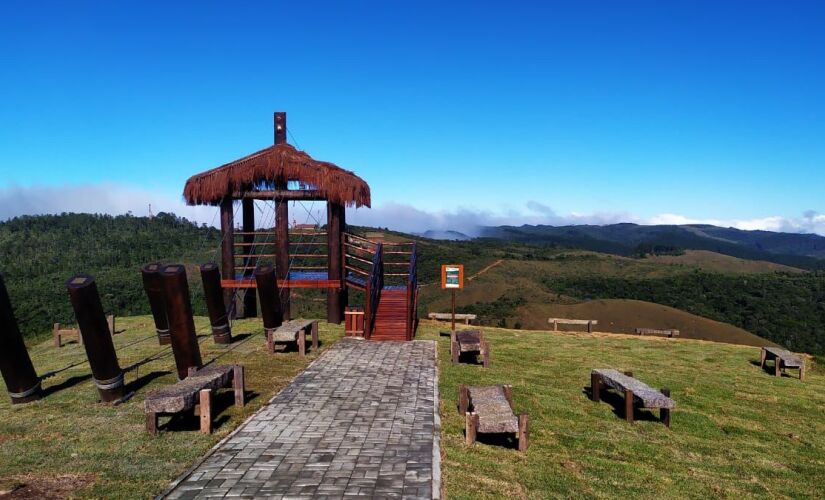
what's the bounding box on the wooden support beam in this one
[241,199,257,318]
[220,198,235,318]
[199,389,212,434]
[233,365,245,407]
[327,202,345,324]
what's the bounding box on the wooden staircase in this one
[343,233,419,341]
[371,290,409,341]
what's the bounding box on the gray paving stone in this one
[163,339,439,499]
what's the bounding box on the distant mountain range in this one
[425,223,825,269]
[417,230,472,241]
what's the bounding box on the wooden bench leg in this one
[266,329,274,353]
[590,372,602,402]
[660,388,671,428]
[774,358,781,377]
[298,329,306,357]
[481,341,490,369]
[54,323,61,347]
[624,389,634,424]
[233,365,245,407]
[200,389,212,434]
[465,412,478,445]
[450,330,458,364]
[311,322,319,350]
[518,413,529,452]
[799,365,805,381]
[146,412,158,435]
[458,384,469,415]
[759,348,766,369]
[503,385,514,410]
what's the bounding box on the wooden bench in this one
[590,369,675,427]
[635,328,679,338]
[145,365,245,435]
[459,385,528,451]
[548,318,598,333]
[54,315,115,347]
[267,319,318,356]
[760,347,805,380]
[450,329,490,368]
[428,312,477,324]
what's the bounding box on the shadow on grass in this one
[748,359,800,379]
[472,431,520,451]
[455,352,484,366]
[581,386,662,424]
[230,333,252,344]
[126,370,172,394]
[41,374,93,397]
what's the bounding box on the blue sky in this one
[1,1,824,234]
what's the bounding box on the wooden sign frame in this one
[441,264,464,290]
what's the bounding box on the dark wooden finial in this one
[274,112,287,145]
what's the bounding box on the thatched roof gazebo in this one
[182,112,370,324]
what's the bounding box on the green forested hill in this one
[0,213,220,339]
[2,214,825,355]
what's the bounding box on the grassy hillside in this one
[517,299,776,347]
[3,214,824,354]
[0,316,344,498]
[480,223,825,268]
[3,318,821,498]
[419,322,824,498]
[644,249,805,274]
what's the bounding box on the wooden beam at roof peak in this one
[237,189,327,201]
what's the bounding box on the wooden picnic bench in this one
[266,319,318,356]
[428,312,477,324]
[548,318,598,333]
[590,369,675,427]
[458,384,528,451]
[635,328,680,338]
[145,364,245,435]
[450,329,490,368]
[760,347,805,380]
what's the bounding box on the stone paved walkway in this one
[163,339,440,499]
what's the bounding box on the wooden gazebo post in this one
[241,198,256,317]
[327,202,346,324]
[274,112,290,321]
[220,197,235,318]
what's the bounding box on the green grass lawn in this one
[0,315,344,498]
[417,322,825,499]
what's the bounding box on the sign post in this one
[441,264,464,333]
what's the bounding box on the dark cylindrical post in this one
[242,199,257,318]
[274,111,290,321]
[66,275,124,403]
[327,202,345,324]
[200,263,232,344]
[0,274,41,404]
[254,264,282,331]
[141,262,171,345]
[220,197,236,319]
[160,265,203,379]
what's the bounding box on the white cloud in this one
[2,183,824,237]
[0,183,214,225]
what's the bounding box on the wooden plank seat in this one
[145,364,245,435]
[450,329,490,368]
[635,328,680,338]
[428,312,477,324]
[760,347,805,380]
[590,369,674,427]
[458,384,528,451]
[548,317,598,333]
[266,319,318,357]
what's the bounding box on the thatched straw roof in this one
[183,143,371,207]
